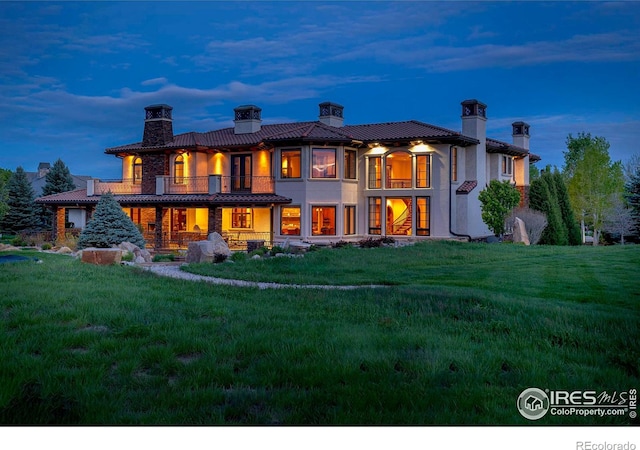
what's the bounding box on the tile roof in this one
[456,180,478,195]
[486,138,529,157]
[35,189,292,207]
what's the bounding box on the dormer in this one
[234,105,262,134]
[319,102,344,127]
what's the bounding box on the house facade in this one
[36,99,539,249]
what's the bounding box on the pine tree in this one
[42,158,76,196]
[0,168,12,225]
[552,170,582,245]
[0,166,41,233]
[625,165,640,235]
[40,159,76,228]
[77,192,145,249]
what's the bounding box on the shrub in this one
[249,246,269,257]
[121,251,134,262]
[332,240,352,248]
[230,252,247,262]
[56,233,79,251]
[269,245,286,255]
[358,237,384,248]
[41,243,52,251]
[152,254,175,262]
[478,180,521,236]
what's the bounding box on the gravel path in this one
[142,263,382,290]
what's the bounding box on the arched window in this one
[174,155,184,184]
[133,157,142,184]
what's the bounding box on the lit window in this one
[451,147,458,182]
[133,157,142,184]
[368,157,382,189]
[231,208,252,229]
[416,197,430,236]
[311,206,336,235]
[281,149,301,179]
[312,148,336,178]
[344,205,356,235]
[174,155,184,184]
[280,206,300,235]
[368,197,382,235]
[416,154,431,188]
[344,150,356,179]
[386,151,412,188]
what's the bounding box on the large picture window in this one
[416,154,431,188]
[344,205,356,235]
[231,208,252,229]
[344,150,356,179]
[311,206,336,235]
[368,197,382,235]
[281,207,300,235]
[312,149,336,178]
[281,149,301,179]
[368,157,382,189]
[416,197,430,236]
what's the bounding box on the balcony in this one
[87,175,275,196]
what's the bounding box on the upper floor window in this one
[502,155,513,175]
[312,148,336,178]
[368,156,382,189]
[344,150,357,179]
[416,154,431,188]
[174,155,184,184]
[281,149,301,179]
[133,157,142,184]
[386,151,412,189]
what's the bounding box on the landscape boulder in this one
[81,248,122,265]
[512,217,531,246]
[117,241,152,263]
[186,233,230,263]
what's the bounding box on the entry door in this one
[232,155,252,192]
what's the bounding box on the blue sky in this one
[1,1,639,179]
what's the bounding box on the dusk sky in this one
[1,1,639,180]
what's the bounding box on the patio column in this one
[155,206,164,249]
[207,206,222,235]
[54,207,66,242]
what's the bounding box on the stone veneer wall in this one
[208,207,223,235]
[141,154,169,195]
[517,185,530,208]
[142,120,173,148]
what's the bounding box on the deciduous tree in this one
[565,134,624,245]
[604,197,635,245]
[478,179,521,237]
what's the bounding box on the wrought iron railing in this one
[163,176,209,194]
[94,179,141,195]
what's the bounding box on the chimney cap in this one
[461,99,487,119]
[144,104,173,121]
[512,121,530,136]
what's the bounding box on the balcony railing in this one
[87,175,275,196]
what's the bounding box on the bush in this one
[332,240,352,248]
[121,251,134,262]
[230,252,247,262]
[507,207,548,245]
[41,243,52,251]
[56,233,79,251]
[152,254,175,262]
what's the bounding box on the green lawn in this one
[0,242,638,424]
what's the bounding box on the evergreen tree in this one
[77,192,145,249]
[40,159,76,228]
[625,165,640,235]
[478,179,521,236]
[0,167,41,233]
[551,170,582,245]
[42,158,76,196]
[530,171,566,245]
[0,168,12,225]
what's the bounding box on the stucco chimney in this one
[512,121,530,150]
[142,104,174,147]
[319,102,344,127]
[460,99,487,142]
[37,162,51,178]
[234,105,262,134]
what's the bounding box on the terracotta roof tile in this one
[456,180,478,195]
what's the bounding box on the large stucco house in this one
[36,99,539,249]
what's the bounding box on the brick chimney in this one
[234,105,262,134]
[142,104,174,147]
[319,102,344,127]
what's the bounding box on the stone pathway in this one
[141,263,382,290]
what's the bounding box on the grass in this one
[0,242,638,425]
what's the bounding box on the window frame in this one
[368,197,382,235]
[311,148,337,179]
[231,207,252,229]
[281,148,302,179]
[344,205,356,235]
[174,154,185,184]
[280,206,301,236]
[344,149,357,180]
[451,147,458,182]
[368,156,382,189]
[416,196,431,236]
[311,205,336,236]
[416,154,431,188]
[133,157,142,185]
